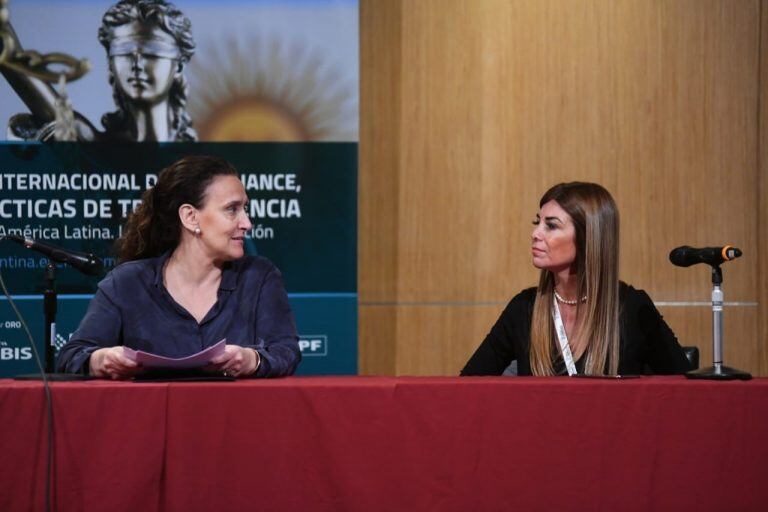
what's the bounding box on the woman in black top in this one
[461,182,691,376]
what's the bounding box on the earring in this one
[194,227,201,235]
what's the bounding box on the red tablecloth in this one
[1,376,766,511]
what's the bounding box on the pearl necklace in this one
[554,289,586,305]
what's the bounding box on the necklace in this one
[554,289,586,305]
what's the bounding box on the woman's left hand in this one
[208,345,260,378]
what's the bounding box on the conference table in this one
[1,376,766,511]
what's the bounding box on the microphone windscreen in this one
[669,246,693,267]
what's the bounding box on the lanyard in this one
[552,294,578,376]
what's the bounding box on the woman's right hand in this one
[89,347,140,379]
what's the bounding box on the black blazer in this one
[461,283,692,376]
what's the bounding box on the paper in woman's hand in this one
[123,339,227,369]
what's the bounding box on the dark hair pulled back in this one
[117,155,238,262]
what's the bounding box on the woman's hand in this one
[89,347,140,380]
[208,345,260,378]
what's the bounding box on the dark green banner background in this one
[0,142,357,376]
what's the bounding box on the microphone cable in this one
[0,237,55,512]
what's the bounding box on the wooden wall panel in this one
[358,307,398,375]
[397,0,487,300]
[759,0,768,376]
[392,305,505,376]
[358,1,403,375]
[359,0,402,303]
[360,0,765,376]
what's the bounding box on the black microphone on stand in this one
[669,243,750,380]
[1,234,99,380]
[5,234,103,275]
[669,245,742,268]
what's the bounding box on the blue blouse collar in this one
[150,250,238,291]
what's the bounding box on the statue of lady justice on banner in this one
[1,0,196,142]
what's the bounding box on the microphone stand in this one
[16,262,91,381]
[686,265,751,380]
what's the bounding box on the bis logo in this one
[0,346,32,361]
[0,320,33,360]
[298,335,327,356]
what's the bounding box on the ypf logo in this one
[298,335,327,356]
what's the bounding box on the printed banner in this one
[0,0,358,376]
[1,0,359,143]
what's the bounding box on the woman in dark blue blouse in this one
[56,155,301,378]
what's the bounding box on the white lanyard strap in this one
[552,295,578,376]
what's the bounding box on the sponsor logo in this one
[0,346,33,360]
[54,333,70,351]
[298,335,327,356]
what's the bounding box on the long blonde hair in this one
[529,182,620,376]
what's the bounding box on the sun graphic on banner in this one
[187,36,357,142]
